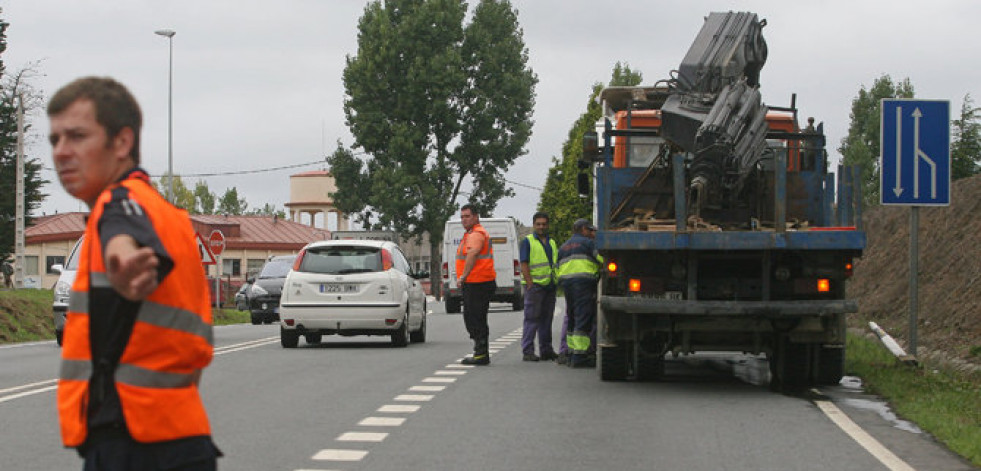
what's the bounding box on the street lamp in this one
[154,29,176,203]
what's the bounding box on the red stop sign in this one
[208,230,225,256]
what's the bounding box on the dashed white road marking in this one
[409,385,446,392]
[378,404,420,413]
[814,400,916,471]
[445,364,473,369]
[396,394,435,401]
[435,370,467,376]
[422,377,457,383]
[311,449,368,461]
[359,416,406,426]
[336,432,388,442]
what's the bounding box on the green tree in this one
[0,11,48,264]
[249,203,286,219]
[339,0,536,285]
[217,187,248,215]
[156,174,195,211]
[193,180,216,215]
[324,143,372,229]
[951,93,981,180]
[538,62,642,242]
[838,74,914,205]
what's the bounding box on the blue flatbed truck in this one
[581,12,866,392]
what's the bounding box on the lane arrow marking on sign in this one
[911,108,937,199]
[893,106,903,197]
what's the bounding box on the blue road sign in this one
[880,99,950,206]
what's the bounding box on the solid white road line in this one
[814,400,916,471]
[311,449,369,461]
[395,394,435,401]
[336,432,388,442]
[358,417,406,426]
[0,378,57,395]
[214,337,279,355]
[0,385,58,404]
[378,404,420,413]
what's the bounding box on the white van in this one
[441,218,522,313]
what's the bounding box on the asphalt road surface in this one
[0,299,974,470]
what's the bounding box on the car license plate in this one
[321,283,358,294]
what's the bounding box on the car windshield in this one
[65,237,84,270]
[299,246,382,274]
[258,259,293,278]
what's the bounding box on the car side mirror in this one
[51,264,64,274]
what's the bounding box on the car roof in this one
[268,255,297,262]
[305,239,391,249]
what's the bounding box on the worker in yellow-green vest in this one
[556,219,604,368]
[519,212,559,362]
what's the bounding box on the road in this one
[0,300,974,471]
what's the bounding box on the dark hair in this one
[461,203,478,216]
[47,77,142,163]
[532,211,549,224]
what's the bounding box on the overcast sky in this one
[5,0,979,226]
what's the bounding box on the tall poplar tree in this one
[838,75,914,205]
[538,62,642,242]
[338,0,536,283]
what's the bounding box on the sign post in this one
[880,99,950,358]
[209,231,225,309]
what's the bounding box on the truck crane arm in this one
[659,12,772,217]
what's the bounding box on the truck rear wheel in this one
[817,345,845,385]
[445,296,461,314]
[598,344,629,381]
[769,337,813,393]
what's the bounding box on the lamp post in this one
[154,29,176,203]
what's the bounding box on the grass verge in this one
[846,333,981,466]
[0,288,250,343]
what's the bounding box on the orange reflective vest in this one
[456,223,496,283]
[58,171,213,446]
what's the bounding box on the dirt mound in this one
[847,174,981,366]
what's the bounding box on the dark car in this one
[248,255,296,324]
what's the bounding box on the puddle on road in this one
[833,376,923,434]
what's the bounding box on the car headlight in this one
[55,280,72,300]
[251,284,268,296]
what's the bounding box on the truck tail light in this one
[292,249,307,271]
[514,259,521,276]
[817,279,830,292]
[628,278,641,292]
[442,262,449,279]
[606,261,618,277]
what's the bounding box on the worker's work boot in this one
[461,353,490,365]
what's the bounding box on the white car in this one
[279,239,427,348]
[52,236,84,347]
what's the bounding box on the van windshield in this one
[299,246,382,274]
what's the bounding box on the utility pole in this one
[14,94,25,289]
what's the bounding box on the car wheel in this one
[445,296,461,314]
[56,329,63,347]
[391,312,410,347]
[410,313,427,343]
[250,313,261,325]
[305,333,323,345]
[281,327,299,348]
